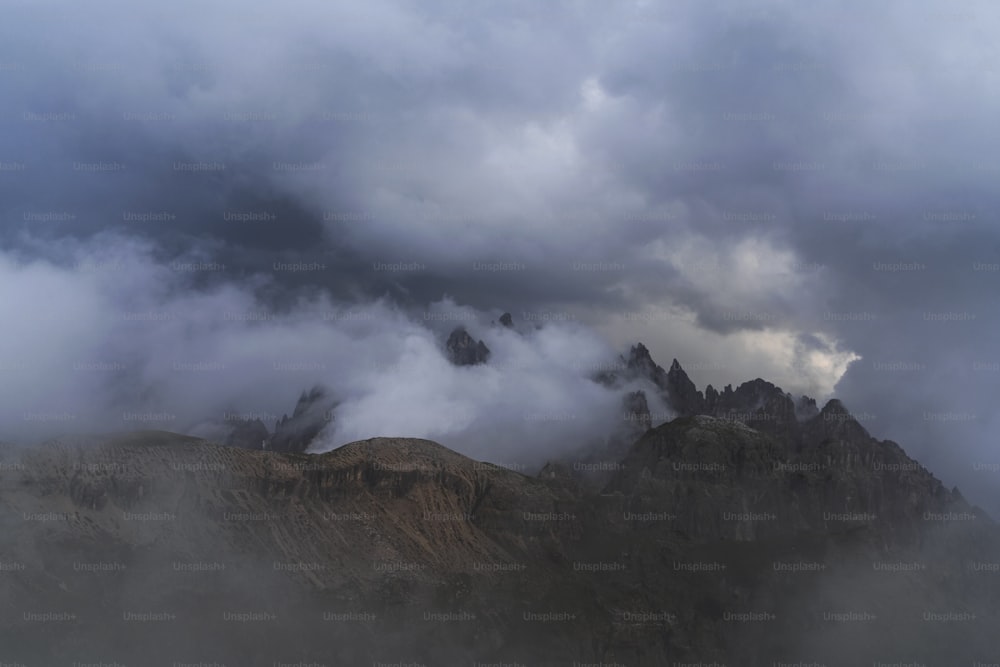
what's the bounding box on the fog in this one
[0,235,662,466]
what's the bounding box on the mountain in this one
[268,384,337,452]
[600,411,997,663]
[200,386,338,454]
[618,342,706,416]
[599,341,829,443]
[445,326,491,366]
[0,432,588,664]
[2,400,998,664]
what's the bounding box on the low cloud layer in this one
[0,236,658,467]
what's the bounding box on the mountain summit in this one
[445,326,491,366]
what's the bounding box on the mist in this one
[0,235,652,467]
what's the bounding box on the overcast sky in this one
[2,0,999,511]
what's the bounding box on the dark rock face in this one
[801,397,873,445]
[601,343,706,418]
[597,412,998,663]
[606,408,967,544]
[606,414,795,540]
[269,385,336,453]
[446,327,491,366]
[665,357,707,416]
[795,394,820,420]
[624,342,668,388]
[498,312,513,328]
[703,378,799,442]
[604,342,822,438]
[623,389,652,429]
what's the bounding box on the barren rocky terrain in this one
[2,397,998,664]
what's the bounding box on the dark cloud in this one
[2,0,998,511]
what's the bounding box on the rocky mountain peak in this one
[803,397,873,445]
[597,342,850,447]
[446,327,491,366]
[621,344,705,416]
[663,357,706,417]
[270,384,336,453]
[820,397,849,415]
[625,342,660,378]
[604,411,984,570]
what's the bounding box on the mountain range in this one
[2,341,997,664]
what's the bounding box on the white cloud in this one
[0,238,629,466]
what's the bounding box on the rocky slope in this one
[2,402,999,664]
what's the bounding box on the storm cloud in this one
[2,1,999,511]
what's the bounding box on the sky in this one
[1,0,999,511]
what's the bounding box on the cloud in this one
[2,0,999,511]
[0,237,633,468]
[321,310,627,462]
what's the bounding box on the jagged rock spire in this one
[446,327,491,366]
[664,358,706,417]
[269,384,336,453]
[801,398,873,445]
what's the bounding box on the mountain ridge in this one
[5,342,995,663]
[2,398,997,663]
